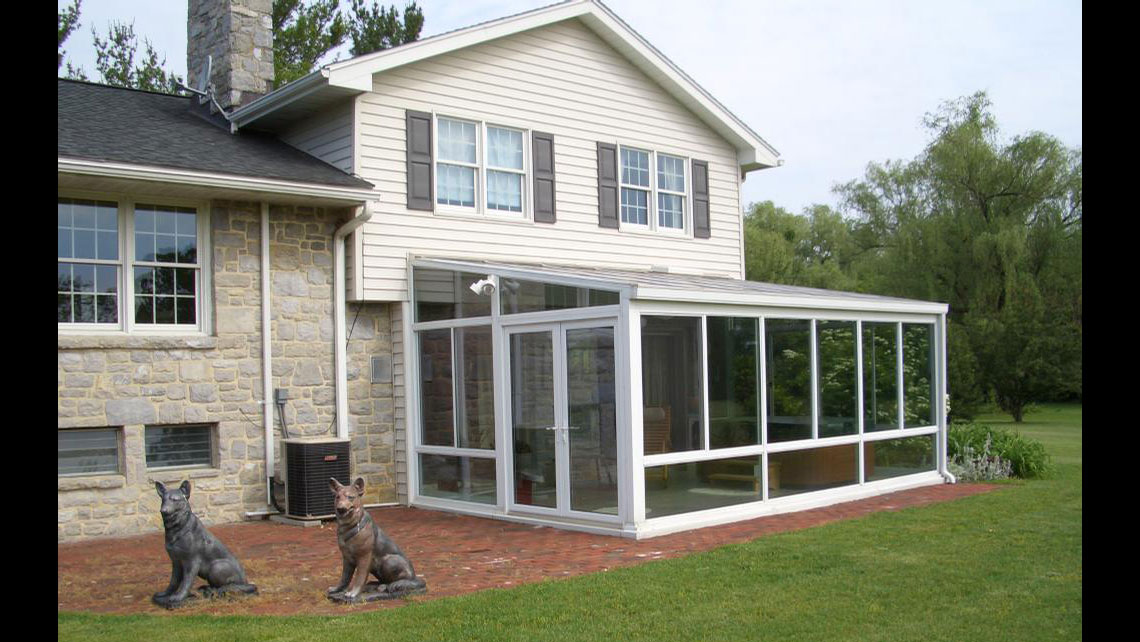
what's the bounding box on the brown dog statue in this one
[327,477,427,603]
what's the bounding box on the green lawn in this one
[59,404,1082,641]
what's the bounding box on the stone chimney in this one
[187,0,275,111]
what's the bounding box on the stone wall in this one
[58,201,398,542]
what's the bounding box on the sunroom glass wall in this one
[707,317,759,449]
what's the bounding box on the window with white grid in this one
[618,146,688,233]
[435,116,529,217]
[58,195,208,333]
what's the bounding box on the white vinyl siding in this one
[280,99,355,174]
[355,19,743,301]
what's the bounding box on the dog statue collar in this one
[342,510,372,540]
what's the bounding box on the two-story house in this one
[58,0,952,542]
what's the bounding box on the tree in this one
[836,91,1082,421]
[273,0,423,87]
[273,0,348,87]
[742,201,854,291]
[58,1,183,93]
[91,21,184,94]
[60,1,426,94]
[348,0,423,57]
[58,0,82,70]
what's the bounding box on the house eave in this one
[58,157,377,206]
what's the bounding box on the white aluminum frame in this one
[502,318,622,524]
[624,300,943,528]
[403,259,948,538]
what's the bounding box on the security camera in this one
[469,278,496,296]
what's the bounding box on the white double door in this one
[504,319,619,519]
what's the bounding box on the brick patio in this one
[57,482,999,616]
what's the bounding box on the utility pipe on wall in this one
[261,202,275,506]
[333,202,375,439]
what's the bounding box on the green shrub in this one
[948,422,1053,479]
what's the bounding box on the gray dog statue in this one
[327,477,427,603]
[152,480,258,608]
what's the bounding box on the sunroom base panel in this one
[409,471,947,540]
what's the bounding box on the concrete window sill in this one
[148,467,223,482]
[57,334,218,351]
[57,474,127,491]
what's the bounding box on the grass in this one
[59,403,1082,641]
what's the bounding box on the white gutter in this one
[261,202,275,506]
[59,158,376,204]
[227,69,331,131]
[333,202,376,439]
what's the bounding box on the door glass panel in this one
[455,326,495,449]
[566,327,617,514]
[510,331,557,508]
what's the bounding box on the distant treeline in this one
[744,92,1081,422]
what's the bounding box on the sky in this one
[59,0,1082,215]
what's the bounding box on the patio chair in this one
[643,406,672,485]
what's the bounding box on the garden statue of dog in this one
[327,477,427,603]
[152,480,258,609]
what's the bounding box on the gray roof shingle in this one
[57,79,373,190]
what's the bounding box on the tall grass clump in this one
[948,422,1053,479]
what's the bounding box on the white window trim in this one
[617,144,690,236]
[432,114,532,220]
[58,190,212,336]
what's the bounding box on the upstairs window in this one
[435,116,529,217]
[619,146,688,233]
[436,117,478,208]
[656,154,687,230]
[486,126,525,213]
[620,147,650,225]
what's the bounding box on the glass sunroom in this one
[406,259,951,538]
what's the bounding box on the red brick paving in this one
[57,482,999,616]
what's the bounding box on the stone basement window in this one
[58,195,210,334]
[145,423,216,470]
[58,427,122,476]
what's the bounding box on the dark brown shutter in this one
[692,159,710,238]
[596,142,619,229]
[406,110,434,211]
[532,132,556,224]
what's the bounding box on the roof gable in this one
[230,0,780,172]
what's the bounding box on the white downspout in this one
[333,202,375,439]
[261,202,275,506]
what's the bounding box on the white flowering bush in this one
[948,434,1013,481]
